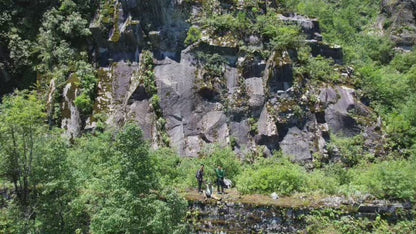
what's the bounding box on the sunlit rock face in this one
[61,0,383,162]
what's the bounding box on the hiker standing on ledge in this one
[215,165,225,194]
[196,164,204,193]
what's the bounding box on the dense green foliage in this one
[0,91,73,233]
[151,146,241,189]
[237,157,308,195]
[0,0,96,92]
[285,0,389,64]
[347,159,416,200]
[235,154,416,201]
[0,93,188,233]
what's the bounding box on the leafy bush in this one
[349,159,416,200]
[306,170,339,194]
[256,11,304,51]
[196,52,227,79]
[328,135,365,167]
[287,0,383,64]
[299,55,340,82]
[390,50,416,73]
[74,93,93,114]
[237,157,307,195]
[151,148,183,187]
[185,26,202,45]
[203,12,251,36]
[139,50,157,96]
[322,162,352,185]
[359,65,409,109]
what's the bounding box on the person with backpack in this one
[195,164,204,193]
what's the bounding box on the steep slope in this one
[60,0,384,164]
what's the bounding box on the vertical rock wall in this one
[60,0,384,162]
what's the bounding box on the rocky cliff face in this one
[61,0,384,163]
[379,0,416,50]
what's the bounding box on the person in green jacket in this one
[215,165,225,194]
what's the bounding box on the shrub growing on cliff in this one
[74,93,93,114]
[298,55,340,83]
[203,12,252,37]
[196,52,227,80]
[185,26,202,45]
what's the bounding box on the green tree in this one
[69,124,188,233]
[0,91,46,206]
[0,91,75,233]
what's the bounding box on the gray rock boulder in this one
[280,127,313,161]
[255,106,279,151]
[88,60,157,142]
[279,14,321,40]
[90,0,189,66]
[245,77,265,110]
[155,54,196,155]
[225,66,239,93]
[308,41,343,64]
[230,120,250,147]
[241,57,266,78]
[126,100,156,140]
[198,111,228,143]
[320,86,361,137]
